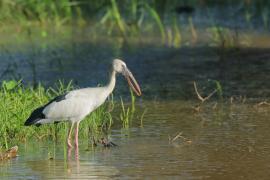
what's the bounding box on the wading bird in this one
[24,59,141,148]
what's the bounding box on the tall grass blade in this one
[144,3,165,42]
[111,0,127,37]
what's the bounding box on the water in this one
[0,101,269,179]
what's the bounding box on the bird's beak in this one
[123,67,142,96]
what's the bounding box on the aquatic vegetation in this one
[120,89,139,128]
[214,80,223,100]
[172,16,182,48]
[0,0,73,25]
[144,3,165,42]
[98,0,166,40]
[192,80,225,112]
[193,81,217,104]
[140,108,147,128]
[119,99,131,128]
[119,97,131,128]
[207,26,237,48]
[110,0,127,37]
[188,17,197,44]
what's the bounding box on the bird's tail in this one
[24,117,41,126]
[24,106,45,126]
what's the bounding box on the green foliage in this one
[120,97,131,128]
[214,80,223,100]
[119,89,136,128]
[172,16,182,48]
[110,0,126,37]
[144,3,165,42]
[0,0,73,25]
[207,26,237,48]
[2,80,21,91]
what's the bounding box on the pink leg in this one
[68,146,72,160]
[67,122,74,149]
[74,121,80,148]
[75,144,79,160]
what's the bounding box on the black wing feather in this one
[24,93,67,126]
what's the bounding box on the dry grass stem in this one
[193,81,217,103]
[169,132,192,144]
[254,101,270,108]
[257,101,270,106]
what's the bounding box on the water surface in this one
[1,100,269,179]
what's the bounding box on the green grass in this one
[119,89,136,128]
[0,0,268,47]
[0,80,139,149]
[0,80,73,148]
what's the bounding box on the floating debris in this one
[0,146,18,161]
[169,132,192,145]
[99,138,118,148]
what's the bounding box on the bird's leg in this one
[74,121,80,148]
[67,122,75,149]
[75,144,79,160]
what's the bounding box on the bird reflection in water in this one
[66,146,80,176]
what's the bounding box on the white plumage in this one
[43,88,109,123]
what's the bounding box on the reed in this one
[119,89,136,128]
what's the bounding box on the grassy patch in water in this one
[0,80,137,149]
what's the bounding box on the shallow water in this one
[0,100,269,179]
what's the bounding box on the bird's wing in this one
[42,90,95,120]
[24,93,69,126]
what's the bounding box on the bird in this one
[24,59,141,148]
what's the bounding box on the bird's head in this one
[113,59,142,96]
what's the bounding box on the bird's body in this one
[24,59,141,148]
[43,87,108,122]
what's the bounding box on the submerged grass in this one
[0,80,139,149]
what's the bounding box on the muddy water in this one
[0,101,269,179]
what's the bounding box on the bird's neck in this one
[106,69,116,95]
